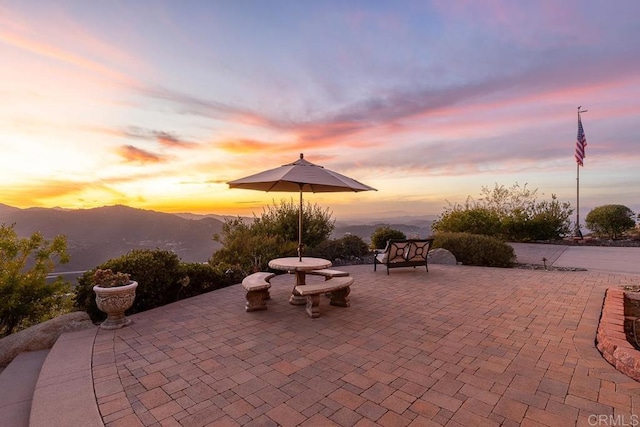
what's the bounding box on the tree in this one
[0,224,72,337]
[585,205,636,240]
[370,226,406,249]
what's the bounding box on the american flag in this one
[575,115,587,166]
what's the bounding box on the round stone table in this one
[268,257,332,305]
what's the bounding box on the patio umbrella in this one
[227,153,376,260]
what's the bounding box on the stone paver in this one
[93,264,640,426]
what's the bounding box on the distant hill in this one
[0,205,224,272]
[332,220,434,243]
[0,203,20,215]
[173,212,254,223]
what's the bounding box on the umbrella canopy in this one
[228,153,376,193]
[227,153,376,260]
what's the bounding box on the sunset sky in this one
[1,1,639,221]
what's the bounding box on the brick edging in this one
[596,287,640,381]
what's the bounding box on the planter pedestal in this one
[93,281,138,330]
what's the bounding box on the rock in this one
[0,311,94,368]
[428,248,457,265]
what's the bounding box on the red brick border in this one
[596,287,640,381]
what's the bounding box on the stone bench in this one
[307,269,350,280]
[307,269,350,297]
[241,272,275,312]
[294,276,354,318]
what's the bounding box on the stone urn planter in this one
[621,285,640,349]
[623,285,640,317]
[92,269,138,330]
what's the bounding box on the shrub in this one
[432,183,573,241]
[76,249,180,321]
[252,198,335,249]
[432,205,502,236]
[211,199,335,274]
[586,204,636,240]
[523,195,573,240]
[432,232,515,267]
[370,226,406,249]
[176,262,243,300]
[212,217,298,275]
[0,224,73,337]
[311,234,369,261]
[75,249,240,322]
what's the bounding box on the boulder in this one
[428,248,457,265]
[0,311,94,368]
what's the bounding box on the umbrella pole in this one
[298,187,303,261]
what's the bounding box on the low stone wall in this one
[596,287,640,381]
[0,311,94,368]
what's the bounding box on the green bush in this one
[432,232,515,267]
[586,204,636,239]
[432,183,573,241]
[370,226,406,249]
[176,262,243,300]
[517,196,573,241]
[252,198,335,249]
[211,199,335,274]
[311,234,369,261]
[212,217,298,275]
[432,205,502,236]
[75,249,241,322]
[0,224,73,337]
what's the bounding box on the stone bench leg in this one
[330,287,351,307]
[305,295,321,318]
[246,289,270,312]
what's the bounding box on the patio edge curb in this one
[596,287,640,381]
[30,327,103,427]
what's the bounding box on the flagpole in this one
[575,106,587,238]
[576,161,580,238]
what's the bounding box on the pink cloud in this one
[116,145,165,164]
[123,127,197,149]
[0,28,135,86]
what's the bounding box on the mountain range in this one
[0,204,224,272]
[0,204,434,273]
[332,221,434,241]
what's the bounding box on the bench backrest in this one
[385,241,409,263]
[384,239,434,263]
[405,239,433,262]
